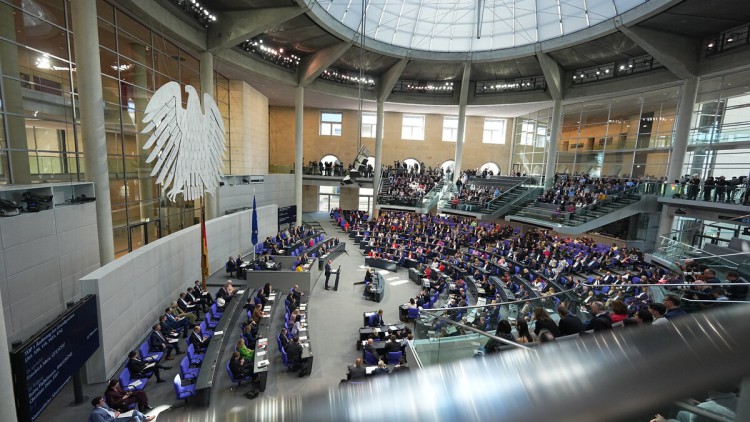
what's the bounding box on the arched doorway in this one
[320,154,342,176]
[440,160,455,177]
[479,162,500,176]
[402,158,421,174]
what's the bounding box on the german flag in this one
[201,205,209,283]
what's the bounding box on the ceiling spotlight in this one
[707,42,715,48]
[619,65,626,70]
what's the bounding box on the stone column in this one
[372,100,384,216]
[667,77,699,183]
[71,0,115,264]
[544,99,563,189]
[453,63,471,180]
[294,86,304,225]
[200,51,218,220]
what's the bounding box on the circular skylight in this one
[313,0,648,53]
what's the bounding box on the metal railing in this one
[241,306,750,422]
[510,181,659,226]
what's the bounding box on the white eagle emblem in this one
[141,82,225,201]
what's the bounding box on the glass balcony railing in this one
[660,181,749,205]
[510,181,661,226]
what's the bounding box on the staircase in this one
[507,182,661,234]
[438,177,542,220]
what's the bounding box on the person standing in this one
[324,259,333,290]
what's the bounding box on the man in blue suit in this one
[88,396,153,421]
[149,323,181,360]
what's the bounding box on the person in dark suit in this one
[178,292,199,319]
[186,287,208,312]
[164,307,191,338]
[127,351,168,383]
[372,360,389,376]
[235,255,245,279]
[189,326,211,351]
[556,304,585,336]
[324,260,333,290]
[285,337,304,371]
[585,302,613,332]
[228,351,254,379]
[193,280,214,304]
[279,327,291,351]
[226,256,236,277]
[347,358,366,380]
[384,335,402,355]
[149,324,180,360]
[532,307,562,338]
[369,309,385,327]
[104,379,151,413]
[363,338,377,357]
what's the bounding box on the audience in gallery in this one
[337,208,746,354]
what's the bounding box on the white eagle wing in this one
[201,92,227,196]
[141,82,184,200]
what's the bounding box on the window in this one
[483,118,507,144]
[361,112,377,138]
[320,112,342,136]
[443,116,458,142]
[358,188,373,212]
[402,114,425,140]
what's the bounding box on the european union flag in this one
[251,193,258,246]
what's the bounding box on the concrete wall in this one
[81,204,277,383]
[269,107,513,174]
[229,80,269,174]
[0,202,100,345]
[339,186,359,210]
[302,185,319,212]
[217,174,294,216]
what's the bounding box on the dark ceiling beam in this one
[535,45,565,100]
[377,58,409,102]
[207,7,307,52]
[298,41,354,87]
[615,17,700,79]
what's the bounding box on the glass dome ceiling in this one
[313,0,648,53]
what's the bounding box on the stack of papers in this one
[237,289,245,294]
[257,359,269,368]
[257,350,266,357]
[258,338,268,349]
[167,338,178,343]
[128,380,142,389]
[299,336,307,341]
[389,325,398,331]
[213,330,224,336]
[263,306,271,312]
[268,294,276,301]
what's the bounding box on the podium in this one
[333,266,341,291]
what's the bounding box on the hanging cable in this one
[356,0,367,152]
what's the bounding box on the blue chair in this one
[199,321,214,337]
[363,350,379,365]
[277,333,284,352]
[387,351,402,365]
[138,341,163,363]
[204,312,218,330]
[211,303,223,319]
[226,360,251,386]
[180,356,200,380]
[187,344,204,366]
[368,314,378,327]
[407,307,419,321]
[254,296,263,306]
[173,374,196,405]
[119,367,148,392]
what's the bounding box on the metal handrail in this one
[240,306,750,422]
